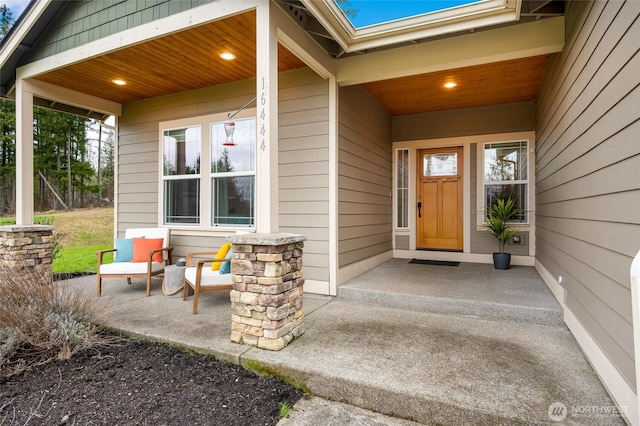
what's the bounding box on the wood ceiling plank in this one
[362,55,550,115]
[32,10,546,116]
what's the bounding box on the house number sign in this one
[259,77,267,152]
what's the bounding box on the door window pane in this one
[423,152,457,176]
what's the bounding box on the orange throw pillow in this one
[132,238,164,263]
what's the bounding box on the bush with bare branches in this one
[0,263,106,377]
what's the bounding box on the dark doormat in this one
[409,259,461,267]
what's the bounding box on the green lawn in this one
[1,208,114,274]
[54,245,113,274]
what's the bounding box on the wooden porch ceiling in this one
[32,11,550,116]
[33,12,307,105]
[361,55,551,115]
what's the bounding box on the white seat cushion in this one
[185,267,232,288]
[100,261,165,275]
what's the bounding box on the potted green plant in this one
[483,197,522,270]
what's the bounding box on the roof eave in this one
[0,0,63,97]
[300,0,522,53]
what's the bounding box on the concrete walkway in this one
[61,260,625,425]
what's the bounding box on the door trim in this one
[416,146,463,251]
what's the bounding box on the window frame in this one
[395,148,410,229]
[481,139,530,225]
[161,125,202,226]
[209,117,256,228]
[159,110,256,231]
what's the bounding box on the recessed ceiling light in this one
[219,52,236,61]
[444,82,457,89]
[112,79,127,86]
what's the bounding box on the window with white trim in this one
[396,149,409,228]
[160,113,256,228]
[162,126,201,225]
[483,140,528,223]
[210,118,255,227]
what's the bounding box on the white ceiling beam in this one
[336,16,564,86]
[21,78,122,116]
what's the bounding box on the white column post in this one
[631,250,640,425]
[255,1,279,233]
[15,77,34,225]
[328,76,338,296]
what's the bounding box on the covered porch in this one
[62,260,622,424]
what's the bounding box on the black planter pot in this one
[493,252,511,270]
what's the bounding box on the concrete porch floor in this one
[61,259,625,425]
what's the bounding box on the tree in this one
[0,4,13,41]
[0,4,112,213]
[33,108,98,210]
[0,4,15,213]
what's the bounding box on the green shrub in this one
[0,263,107,377]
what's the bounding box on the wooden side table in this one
[162,264,185,296]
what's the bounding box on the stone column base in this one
[227,233,306,351]
[0,225,55,281]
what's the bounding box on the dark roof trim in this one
[0,1,67,97]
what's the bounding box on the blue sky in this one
[4,0,29,19]
[338,0,481,28]
[4,1,481,28]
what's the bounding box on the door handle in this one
[417,201,422,218]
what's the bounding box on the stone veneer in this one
[227,233,306,351]
[0,225,55,280]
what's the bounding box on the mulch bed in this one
[53,272,95,281]
[0,335,303,425]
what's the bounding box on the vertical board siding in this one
[278,69,331,282]
[535,0,640,389]
[117,69,331,282]
[29,0,211,61]
[338,86,392,267]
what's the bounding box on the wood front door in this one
[417,147,463,250]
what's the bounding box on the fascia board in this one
[0,0,52,67]
[347,9,519,52]
[336,15,565,86]
[301,0,521,53]
[17,0,261,80]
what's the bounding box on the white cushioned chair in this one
[183,245,234,314]
[96,228,173,297]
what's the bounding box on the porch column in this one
[15,77,34,225]
[228,233,306,351]
[0,225,54,281]
[255,1,279,233]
